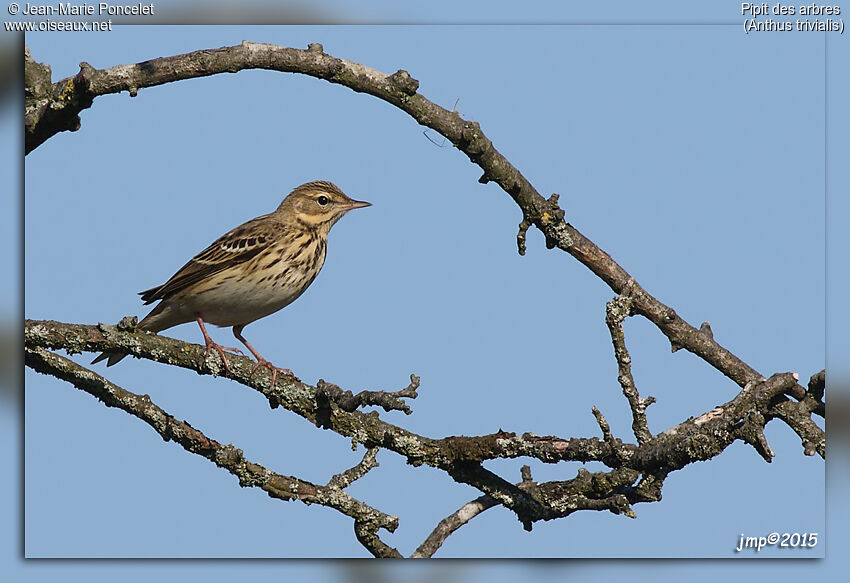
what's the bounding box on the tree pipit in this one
[93,180,370,385]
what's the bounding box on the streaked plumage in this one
[93,180,370,383]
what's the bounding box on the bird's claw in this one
[204,341,243,373]
[249,358,293,387]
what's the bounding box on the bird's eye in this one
[317,195,330,206]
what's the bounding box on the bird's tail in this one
[90,351,129,367]
[90,310,160,367]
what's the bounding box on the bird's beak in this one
[345,199,372,210]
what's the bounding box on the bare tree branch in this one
[24,344,399,557]
[414,465,539,558]
[605,287,655,446]
[26,318,824,475]
[592,406,627,465]
[317,375,420,415]
[631,372,823,470]
[328,447,381,490]
[25,317,823,553]
[354,520,403,558]
[23,319,576,528]
[765,371,826,457]
[412,495,498,558]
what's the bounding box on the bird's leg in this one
[232,325,292,386]
[195,315,242,373]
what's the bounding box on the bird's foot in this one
[203,339,243,373]
[249,357,293,387]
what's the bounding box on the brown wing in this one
[139,214,283,304]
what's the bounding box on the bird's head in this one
[276,181,371,230]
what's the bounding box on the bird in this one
[92,180,370,385]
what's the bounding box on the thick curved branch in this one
[24,41,809,401]
[24,344,399,557]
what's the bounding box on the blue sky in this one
[6,1,847,580]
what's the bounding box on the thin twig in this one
[317,374,420,415]
[605,288,654,446]
[591,406,626,465]
[328,447,381,490]
[412,495,497,558]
